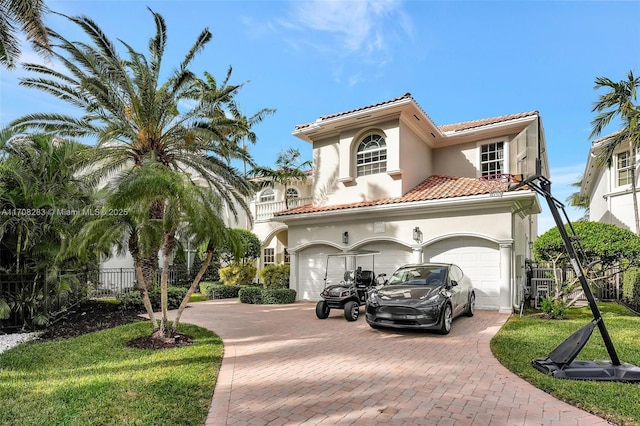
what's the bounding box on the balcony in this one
[255,197,312,221]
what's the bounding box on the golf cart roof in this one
[326,250,380,258]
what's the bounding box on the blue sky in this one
[1,0,639,234]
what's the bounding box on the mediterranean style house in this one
[580,132,638,232]
[254,93,549,313]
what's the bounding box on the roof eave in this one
[273,190,539,223]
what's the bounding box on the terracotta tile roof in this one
[294,92,538,134]
[439,111,539,133]
[295,93,429,131]
[274,175,524,217]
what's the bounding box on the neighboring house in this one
[256,93,548,313]
[580,132,638,231]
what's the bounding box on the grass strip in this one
[0,321,222,425]
[491,302,640,425]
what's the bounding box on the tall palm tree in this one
[6,9,271,335]
[590,70,640,234]
[109,161,238,337]
[0,0,51,68]
[249,147,312,209]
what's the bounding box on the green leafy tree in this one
[249,148,311,208]
[590,70,640,234]
[0,0,51,68]
[534,221,640,304]
[7,9,272,338]
[220,228,260,265]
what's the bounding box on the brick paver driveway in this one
[174,300,608,426]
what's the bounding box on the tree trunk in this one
[171,249,214,335]
[134,262,157,329]
[159,231,175,338]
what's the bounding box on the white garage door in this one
[423,237,499,310]
[359,242,413,279]
[297,245,341,301]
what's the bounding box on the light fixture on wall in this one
[342,231,349,244]
[413,227,422,243]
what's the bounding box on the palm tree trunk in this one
[158,231,175,337]
[134,262,157,329]
[171,249,214,335]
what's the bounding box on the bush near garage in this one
[204,284,244,299]
[261,288,296,304]
[238,286,263,304]
[238,286,297,305]
[260,264,290,289]
[117,287,188,312]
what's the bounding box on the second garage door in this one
[423,237,500,310]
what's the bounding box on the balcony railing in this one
[255,197,312,221]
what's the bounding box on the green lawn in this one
[0,322,222,425]
[491,302,640,426]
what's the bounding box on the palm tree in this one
[590,70,640,234]
[6,9,272,336]
[249,148,312,209]
[0,133,92,272]
[0,0,51,68]
[565,177,589,220]
[108,161,239,337]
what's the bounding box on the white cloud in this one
[247,0,412,86]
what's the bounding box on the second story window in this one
[259,189,275,203]
[286,188,299,199]
[357,133,387,176]
[481,141,504,177]
[617,151,632,186]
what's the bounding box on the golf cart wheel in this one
[344,301,359,321]
[438,303,453,335]
[315,301,330,319]
[465,293,475,317]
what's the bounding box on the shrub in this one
[219,263,256,286]
[622,267,640,306]
[117,287,188,312]
[199,281,217,297]
[260,264,290,289]
[261,288,296,304]
[206,284,243,299]
[238,286,263,304]
[540,297,567,319]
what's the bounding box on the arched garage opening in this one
[296,244,342,301]
[423,236,500,310]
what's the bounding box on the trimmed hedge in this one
[199,281,218,297]
[206,284,243,300]
[238,287,297,304]
[219,263,256,286]
[261,288,297,304]
[117,287,188,312]
[238,286,263,304]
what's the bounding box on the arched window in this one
[286,188,299,199]
[259,189,275,203]
[357,133,387,176]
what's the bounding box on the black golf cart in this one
[315,250,386,321]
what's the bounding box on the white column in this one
[412,245,423,264]
[288,250,299,300]
[499,242,512,313]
